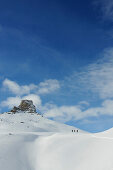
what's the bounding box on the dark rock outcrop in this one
[10,100,37,113]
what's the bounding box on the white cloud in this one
[83,99,113,117]
[43,99,113,122]
[3,79,37,96]
[78,101,90,107]
[23,94,41,108]
[38,79,60,94]
[43,104,82,122]
[1,94,41,109]
[2,78,60,96]
[1,96,21,109]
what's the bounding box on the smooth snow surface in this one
[0,112,113,170]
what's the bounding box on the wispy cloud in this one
[94,0,113,21]
[66,48,113,99]
[38,79,60,95]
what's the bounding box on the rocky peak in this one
[10,100,37,113]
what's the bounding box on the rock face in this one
[10,100,37,113]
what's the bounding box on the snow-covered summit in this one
[0,111,81,133]
[0,100,83,133]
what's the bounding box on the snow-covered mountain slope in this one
[0,111,113,170]
[0,112,81,133]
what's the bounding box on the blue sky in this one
[0,0,113,132]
